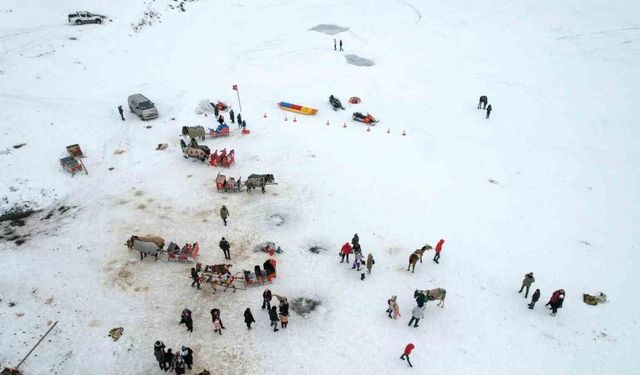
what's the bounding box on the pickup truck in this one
[68,11,107,25]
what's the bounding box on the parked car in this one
[68,11,107,25]
[128,94,158,120]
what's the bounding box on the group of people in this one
[153,341,194,374]
[517,272,566,316]
[340,233,376,280]
[477,95,493,119]
[333,38,344,51]
[215,109,247,130]
[262,288,290,332]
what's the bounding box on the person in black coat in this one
[181,346,194,370]
[230,109,235,124]
[237,113,243,128]
[279,299,289,316]
[352,233,359,247]
[528,289,541,309]
[179,308,193,332]
[244,308,256,329]
[262,288,272,310]
[118,105,125,121]
[269,306,279,332]
[486,104,492,119]
[214,105,219,117]
[241,120,247,130]
[478,95,488,109]
[164,348,174,372]
[217,115,224,125]
[154,341,166,370]
[219,237,231,260]
[190,267,200,289]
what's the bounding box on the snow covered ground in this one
[1,0,639,374]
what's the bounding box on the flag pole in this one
[234,85,243,112]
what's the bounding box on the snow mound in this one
[308,24,349,35]
[344,54,374,67]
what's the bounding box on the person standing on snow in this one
[237,113,243,128]
[478,95,488,109]
[220,205,229,226]
[334,38,337,51]
[545,289,565,316]
[244,308,256,329]
[528,289,541,310]
[154,341,166,370]
[190,267,200,289]
[173,352,186,375]
[366,253,375,274]
[269,306,280,332]
[408,305,424,328]
[386,296,398,319]
[518,272,535,298]
[181,346,194,370]
[242,119,247,130]
[433,239,445,264]
[219,237,231,260]
[163,348,175,372]
[117,105,125,121]
[352,250,364,271]
[230,109,235,124]
[339,39,343,51]
[486,104,492,119]
[179,308,193,332]
[262,288,273,310]
[210,308,226,330]
[213,318,223,335]
[280,312,289,328]
[400,343,415,368]
[340,242,352,263]
[352,233,360,248]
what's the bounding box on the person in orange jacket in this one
[400,343,415,367]
[340,242,352,263]
[433,239,445,263]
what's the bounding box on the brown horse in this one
[407,244,432,273]
[205,264,233,275]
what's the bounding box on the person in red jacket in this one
[340,242,352,263]
[545,289,565,315]
[433,239,445,264]
[400,343,415,367]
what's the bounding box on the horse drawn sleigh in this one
[126,236,199,263]
[182,124,230,140]
[215,173,277,193]
[196,258,276,293]
[209,148,235,168]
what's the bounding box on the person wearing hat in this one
[518,272,535,298]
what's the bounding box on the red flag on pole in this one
[232,84,238,91]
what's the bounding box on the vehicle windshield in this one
[139,101,154,110]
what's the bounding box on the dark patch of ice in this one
[291,297,321,316]
[308,24,349,35]
[345,54,375,67]
[270,214,285,227]
[308,246,326,254]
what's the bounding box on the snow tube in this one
[349,97,361,104]
[278,102,318,115]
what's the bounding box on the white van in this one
[128,94,158,120]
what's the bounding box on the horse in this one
[245,174,275,193]
[202,272,236,294]
[416,288,447,308]
[407,244,432,273]
[182,126,206,140]
[205,264,233,275]
[126,236,161,260]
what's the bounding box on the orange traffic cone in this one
[343,122,347,128]
[326,120,330,126]
[402,130,406,136]
[284,115,288,121]
[293,116,297,122]
[263,113,267,118]
[387,128,390,134]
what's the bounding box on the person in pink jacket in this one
[433,239,445,264]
